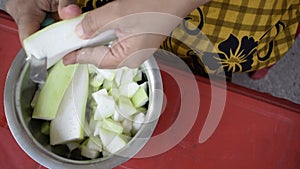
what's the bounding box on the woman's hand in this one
[5,0,81,41]
[63,0,210,69]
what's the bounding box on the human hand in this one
[63,0,207,69]
[5,0,81,41]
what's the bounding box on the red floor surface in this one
[1,11,300,169]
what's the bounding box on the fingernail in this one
[63,57,74,65]
[76,23,84,38]
[60,4,81,19]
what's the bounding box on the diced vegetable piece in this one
[92,89,115,120]
[136,107,147,113]
[119,133,132,143]
[98,127,117,146]
[50,64,89,145]
[102,118,123,134]
[112,109,125,122]
[105,135,127,154]
[81,142,100,159]
[120,68,138,85]
[93,88,108,96]
[67,142,80,152]
[131,87,149,108]
[93,120,103,136]
[88,64,98,74]
[140,82,148,92]
[119,82,139,98]
[102,79,116,91]
[90,74,104,90]
[96,69,116,81]
[122,119,133,134]
[41,121,50,135]
[109,87,120,101]
[85,136,102,152]
[32,61,78,120]
[133,69,142,82]
[118,96,137,118]
[114,68,124,86]
[132,112,145,134]
[102,150,111,157]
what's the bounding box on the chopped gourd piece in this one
[98,127,117,147]
[102,79,116,91]
[140,82,148,92]
[112,109,125,122]
[32,61,78,120]
[131,87,149,108]
[120,68,138,85]
[50,64,89,145]
[133,69,143,82]
[132,112,145,134]
[67,142,80,152]
[119,82,140,98]
[105,135,128,154]
[102,118,123,134]
[118,96,137,118]
[85,136,102,152]
[81,140,100,159]
[114,68,124,87]
[96,69,116,81]
[92,89,115,120]
[90,74,104,90]
[122,119,133,134]
[93,120,103,136]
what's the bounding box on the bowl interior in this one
[5,49,163,169]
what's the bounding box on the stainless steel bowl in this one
[4,49,163,169]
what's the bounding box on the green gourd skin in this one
[32,61,78,120]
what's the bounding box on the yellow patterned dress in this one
[77,0,300,78]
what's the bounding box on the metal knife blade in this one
[30,56,48,84]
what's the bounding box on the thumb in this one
[58,0,81,19]
[76,6,116,39]
[75,11,102,39]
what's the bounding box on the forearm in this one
[117,0,211,18]
[106,0,212,36]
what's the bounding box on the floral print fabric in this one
[78,0,300,78]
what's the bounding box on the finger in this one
[76,2,119,39]
[18,16,44,41]
[58,0,81,19]
[63,36,155,69]
[63,33,165,68]
[36,0,80,19]
[63,38,129,68]
[63,46,121,69]
[6,1,44,41]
